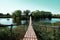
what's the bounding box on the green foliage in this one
[12,10,22,25]
[23,10,30,20]
[31,10,41,19]
[0,13,11,18]
[53,22,60,26]
[52,14,60,18]
[33,22,60,40]
[0,27,10,40]
[31,10,52,20]
[23,10,30,16]
[0,25,28,40]
[0,13,3,16]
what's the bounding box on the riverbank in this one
[0,25,28,40]
[33,23,60,40]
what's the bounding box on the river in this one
[0,18,60,25]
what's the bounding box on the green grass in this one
[13,25,28,40]
[0,25,28,40]
[0,21,60,40]
[53,22,60,26]
[33,22,60,40]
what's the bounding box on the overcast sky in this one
[0,0,60,14]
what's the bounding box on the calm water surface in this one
[0,18,60,25]
[40,18,60,23]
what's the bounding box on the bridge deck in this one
[23,16,37,40]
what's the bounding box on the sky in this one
[0,0,60,14]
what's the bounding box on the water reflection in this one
[21,20,26,25]
[7,18,10,20]
[51,18,60,23]
[0,18,60,25]
[39,18,60,23]
[0,18,13,25]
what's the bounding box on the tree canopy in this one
[31,10,52,20]
[12,10,22,25]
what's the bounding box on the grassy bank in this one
[33,22,60,40]
[0,25,28,40]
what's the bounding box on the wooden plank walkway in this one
[23,16,37,40]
